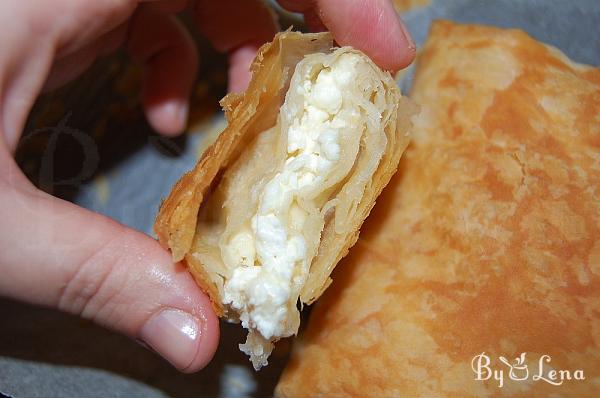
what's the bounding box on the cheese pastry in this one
[277,20,600,396]
[154,31,414,369]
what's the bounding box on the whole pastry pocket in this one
[154,31,415,369]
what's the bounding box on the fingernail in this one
[398,19,416,52]
[166,100,188,132]
[176,101,189,131]
[156,101,188,134]
[139,308,201,370]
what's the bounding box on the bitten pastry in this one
[276,21,600,396]
[154,31,414,369]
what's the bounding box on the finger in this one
[227,43,261,94]
[276,0,326,30]
[0,156,219,372]
[319,0,415,70]
[280,0,415,71]
[51,0,184,58]
[128,9,198,136]
[277,0,312,12]
[303,8,327,32]
[142,0,189,14]
[194,0,278,92]
[44,22,129,92]
[52,0,138,58]
[0,0,135,150]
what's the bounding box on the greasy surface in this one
[277,20,600,397]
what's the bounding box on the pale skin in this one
[0,0,414,372]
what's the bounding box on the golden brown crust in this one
[277,20,600,397]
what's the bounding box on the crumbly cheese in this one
[222,53,361,344]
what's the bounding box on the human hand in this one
[0,0,414,374]
[278,0,416,71]
[0,0,279,373]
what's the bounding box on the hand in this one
[278,0,416,71]
[0,0,414,373]
[0,0,278,373]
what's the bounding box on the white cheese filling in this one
[222,53,360,341]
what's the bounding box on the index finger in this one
[194,0,278,92]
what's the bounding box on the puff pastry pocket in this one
[154,31,414,369]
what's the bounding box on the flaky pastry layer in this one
[155,31,414,368]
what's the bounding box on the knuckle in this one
[57,235,125,321]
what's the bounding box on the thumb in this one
[279,0,416,72]
[0,157,219,373]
